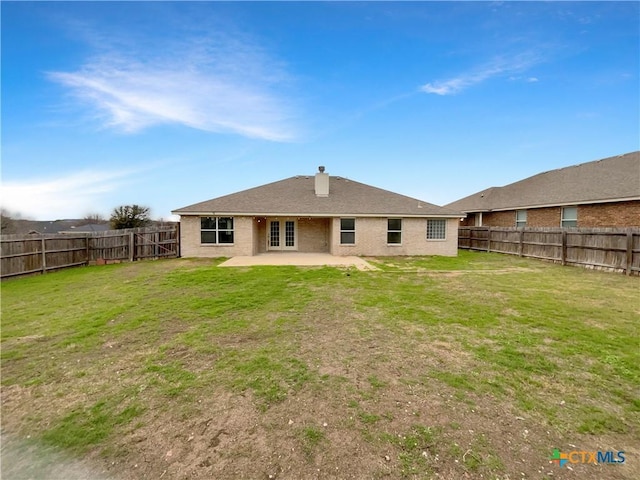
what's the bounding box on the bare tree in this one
[1,209,16,234]
[83,213,107,224]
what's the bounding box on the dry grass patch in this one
[2,252,638,479]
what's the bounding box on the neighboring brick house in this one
[446,152,640,228]
[172,167,463,257]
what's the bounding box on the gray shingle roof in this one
[64,224,111,233]
[446,151,640,213]
[173,176,461,217]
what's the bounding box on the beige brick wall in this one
[181,215,459,257]
[179,216,254,257]
[254,217,330,253]
[330,217,458,256]
[297,218,330,252]
[256,218,267,254]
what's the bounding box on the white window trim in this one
[426,219,447,241]
[267,218,298,251]
[283,218,297,250]
[339,218,356,246]
[561,206,578,228]
[200,216,235,246]
[387,218,402,246]
[516,210,527,228]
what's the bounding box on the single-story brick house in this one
[172,167,463,257]
[446,151,640,228]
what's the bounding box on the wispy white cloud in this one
[48,33,298,141]
[420,53,541,96]
[509,75,540,83]
[1,169,137,220]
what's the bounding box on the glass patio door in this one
[268,220,297,250]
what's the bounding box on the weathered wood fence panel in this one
[459,226,640,275]
[1,225,179,279]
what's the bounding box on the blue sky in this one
[2,1,638,221]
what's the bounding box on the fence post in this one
[129,232,135,262]
[486,227,491,252]
[85,236,90,265]
[626,232,633,276]
[41,237,47,274]
[561,230,567,266]
[518,229,524,257]
[176,223,181,258]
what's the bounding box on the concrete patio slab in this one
[218,253,377,270]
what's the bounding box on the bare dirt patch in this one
[2,256,637,480]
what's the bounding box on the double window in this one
[516,210,527,228]
[426,219,447,240]
[201,217,234,244]
[561,207,578,228]
[340,218,355,245]
[387,219,402,244]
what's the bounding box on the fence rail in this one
[1,225,179,279]
[459,226,640,275]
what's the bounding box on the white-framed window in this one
[201,217,234,244]
[426,219,447,240]
[340,218,355,245]
[387,218,402,244]
[561,207,578,228]
[516,210,527,228]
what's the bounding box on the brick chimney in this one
[315,166,329,197]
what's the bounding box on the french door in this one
[268,220,297,251]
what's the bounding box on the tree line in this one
[1,204,156,234]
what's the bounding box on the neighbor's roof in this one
[173,176,461,217]
[62,223,111,233]
[446,151,640,213]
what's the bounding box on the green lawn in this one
[1,251,638,479]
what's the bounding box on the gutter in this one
[171,212,465,219]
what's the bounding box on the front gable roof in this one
[173,175,461,217]
[446,151,640,213]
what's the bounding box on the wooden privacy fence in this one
[459,226,640,275]
[1,225,179,279]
